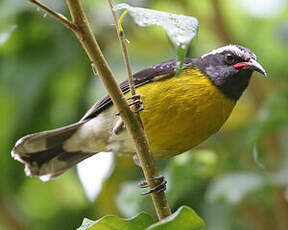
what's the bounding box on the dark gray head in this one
[194,44,267,100]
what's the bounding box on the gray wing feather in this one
[81,58,191,120]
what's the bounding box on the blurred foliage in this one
[0,0,288,229]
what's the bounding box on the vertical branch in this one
[64,0,171,219]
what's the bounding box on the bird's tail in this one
[11,121,94,181]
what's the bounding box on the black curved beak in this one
[247,59,267,77]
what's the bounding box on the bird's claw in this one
[128,99,143,107]
[127,94,141,101]
[138,175,167,195]
[128,94,144,113]
[114,94,144,116]
[134,105,144,113]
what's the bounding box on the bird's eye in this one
[224,53,235,65]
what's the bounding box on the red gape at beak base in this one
[234,60,267,76]
[234,62,248,68]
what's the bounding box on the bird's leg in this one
[134,155,167,195]
[113,94,144,134]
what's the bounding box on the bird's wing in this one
[11,58,194,180]
[81,58,194,121]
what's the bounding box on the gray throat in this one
[192,58,253,100]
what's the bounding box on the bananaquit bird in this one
[12,44,267,181]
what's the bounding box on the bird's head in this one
[194,44,267,100]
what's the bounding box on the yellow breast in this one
[128,68,236,158]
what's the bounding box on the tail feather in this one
[12,121,86,155]
[12,121,95,181]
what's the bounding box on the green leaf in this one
[147,206,205,230]
[113,4,199,75]
[77,212,154,230]
[77,218,96,230]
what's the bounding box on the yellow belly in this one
[128,68,236,158]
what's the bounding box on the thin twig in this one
[28,0,78,31]
[108,0,136,96]
[65,0,171,220]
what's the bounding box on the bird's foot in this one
[114,94,144,116]
[133,154,141,167]
[112,119,125,135]
[138,175,167,195]
[127,94,144,113]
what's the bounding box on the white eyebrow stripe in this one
[201,44,257,60]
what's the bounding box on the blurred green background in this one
[0,0,288,229]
